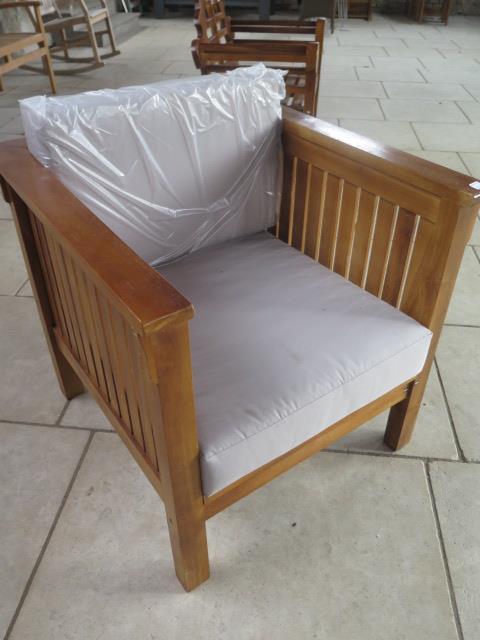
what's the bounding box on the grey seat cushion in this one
[158,232,432,496]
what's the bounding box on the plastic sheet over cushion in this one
[19,65,286,266]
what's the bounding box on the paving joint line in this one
[410,121,425,150]
[55,400,70,427]
[0,417,114,434]
[455,100,475,125]
[445,322,480,328]
[324,446,462,465]
[424,461,465,640]
[434,358,467,463]
[3,431,94,640]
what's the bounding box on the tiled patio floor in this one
[1,12,480,640]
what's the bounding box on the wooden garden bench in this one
[1,70,478,592]
[192,0,325,114]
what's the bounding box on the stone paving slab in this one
[61,394,114,431]
[0,423,88,638]
[413,123,480,152]
[9,434,458,640]
[437,327,480,462]
[338,119,421,150]
[0,220,27,296]
[0,297,66,424]
[430,462,480,640]
[446,246,480,325]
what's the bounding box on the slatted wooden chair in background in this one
[406,0,453,25]
[191,0,325,115]
[0,1,56,91]
[31,0,120,74]
[300,0,373,34]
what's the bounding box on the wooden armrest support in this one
[0,140,192,335]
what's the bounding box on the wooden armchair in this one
[0,1,56,92]
[2,90,479,592]
[192,0,325,114]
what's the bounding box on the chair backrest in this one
[20,67,285,266]
[194,0,233,44]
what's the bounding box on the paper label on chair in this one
[469,181,480,197]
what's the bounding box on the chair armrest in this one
[279,107,479,331]
[0,139,192,336]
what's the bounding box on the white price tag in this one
[469,181,480,198]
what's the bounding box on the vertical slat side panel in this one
[277,153,294,241]
[396,214,421,309]
[287,156,298,246]
[381,207,415,306]
[318,173,340,268]
[364,198,397,297]
[347,188,375,287]
[330,180,356,277]
[302,166,325,259]
[291,158,309,251]
[85,278,121,415]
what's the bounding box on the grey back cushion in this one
[20,65,286,265]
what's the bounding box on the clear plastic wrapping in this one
[20,65,286,265]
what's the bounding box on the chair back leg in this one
[85,20,103,67]
[104,14,120,56]
[42,51,58,94]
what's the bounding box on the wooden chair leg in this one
[147,323,210,591]
[384,376,426,450]
[85,20,103,67]
[0,73,4,92]
[164,498,209,592]
[104,16,120,56]
[42,50,57,94]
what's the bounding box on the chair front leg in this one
[146,322,210,591]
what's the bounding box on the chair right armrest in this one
[278,107,479,334]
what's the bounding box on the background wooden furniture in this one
[300,0,336,33]
[35,0,120,74]
[300,0,372,31]
[406,0,453,25]
[0,0,56,91]
[192,0,325,114]
[153,0,271,20]
[1,108,478,592]
[347,0,372,19]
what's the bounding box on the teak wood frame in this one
[192,0,325,114]
[1,108,478,592]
